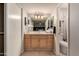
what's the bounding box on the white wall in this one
[21,9,28,52]
[51,6,60,55]
[70,3,79,56]
[6,4,22,56]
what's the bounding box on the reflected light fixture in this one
[35,16,37,19]
[41,16,44,19]
[38,15,41,19]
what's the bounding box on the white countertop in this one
[24,31,53,35]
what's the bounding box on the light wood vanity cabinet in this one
[40,35,48,48]
[24,35,31,49]
[40,39,47,48]
[24,34,54,50]
[31,38,39,48]
[47,36,54,49]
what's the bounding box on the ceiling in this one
[17,3,57,15]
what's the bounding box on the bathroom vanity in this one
[24,31,54,51]
[23,12,55,53]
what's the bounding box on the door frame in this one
[56,3,70,56]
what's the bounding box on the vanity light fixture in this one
[41,16,44,19]
[30,11,48,20]
[38,15,41,19]
[34,15,44,19]
[35,15,38,19]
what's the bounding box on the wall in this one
[51,6,60,55]
[6,3,22,56]
[70,3,79,56]
[21,9,28,52]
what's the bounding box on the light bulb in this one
[35,16,37,19]
[41,16,44,19]
[38,16,40,19]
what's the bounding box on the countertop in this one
[24,31,53,35]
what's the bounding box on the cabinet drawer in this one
[40,35,48,39]
[49,35,54,39]
[31,35,40,39]
[24,35,30,39]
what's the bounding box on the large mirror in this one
[24,14,54,32]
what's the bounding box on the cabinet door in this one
[24,35,31,49]
[40,39,47,48]
[24,39,31,49]
[32,39,39,48]
[47,38,54,49]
